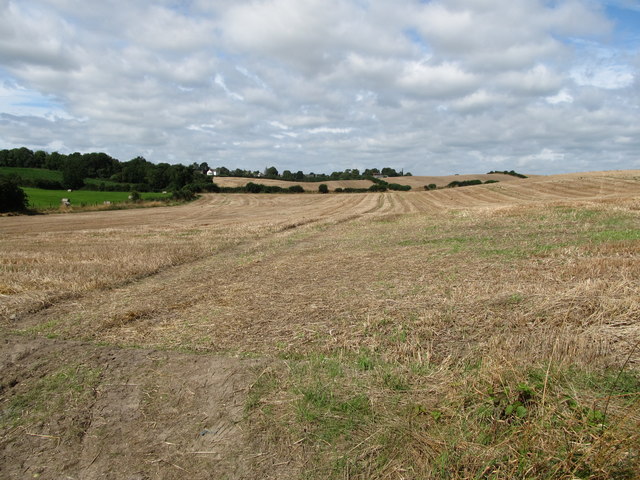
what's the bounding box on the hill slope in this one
[1,170,639,479]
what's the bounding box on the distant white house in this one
[206,169,217,176]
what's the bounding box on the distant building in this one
[206,169,218,176]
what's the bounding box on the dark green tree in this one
[0,176,28,212]
[318,184,329,194]
[121,156,150,184]
[265,166,279,178]
[44,151,66,170]
[381,167,399,177]
[62,155,87,189]
[282,170,294,181]
[169,164,195,190]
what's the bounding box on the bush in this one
[201,182,221,193]
[245,182,263,193]
[424,184,437,190]
[334,188,343,193]
[487,170,527,178]
[128,191,141,202]
[318,184,329,194]
[34,178,63,190]
[288,185,304,193]
[388,183,411,191]
[0,176,28,212]
[368,184,388,192]
[447,179,482,188]
[172,186,197,201]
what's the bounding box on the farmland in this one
[1,170,639,479]
[21,187,172,209]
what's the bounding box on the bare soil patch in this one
[0,336,281,480]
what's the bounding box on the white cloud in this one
[214,73,244,101]
[398,60,478,98]
[571,64,635,89]
[546,89,574,104]
[306,127,354,134]
[0,0,638,175]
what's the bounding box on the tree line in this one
[0,148,209,193]
[0,147,413,192]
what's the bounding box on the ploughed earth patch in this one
[0,335,290,480]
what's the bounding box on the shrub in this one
[201,182,221,193]
[334,188,343,193]
[447,179,482,188]
[0,176,28,212]
[245,182,263,193]
[424,184,437,190]
[318,184,329,194]
[288,185,304,193]
[368,184,388,192]
[172,187,197,201]
[487,170,527,178]
[128,191,141,202]
[34,179,64,190]
[388,183,411,191]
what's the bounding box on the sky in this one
[0,0,639,175]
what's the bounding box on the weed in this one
[1,364,102,432]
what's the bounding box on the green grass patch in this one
[23,187,171,208]
[1,363,102,432]
[0,166,62,182]
[245,346,640,479]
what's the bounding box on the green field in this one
[0,167,62,181]
[23,188,171,208]
[0,166,138,191]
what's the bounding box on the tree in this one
[265,166,279,178]
[0,176,28,212]
[33,150,47,168]
[381,167,399,177]
[121,156,150,184]
[169,164,195,190]
[62,155,86,189]
[318,184,329,194]
[45,151,66,171]
[282,170,294,181]
[148,163,171,191]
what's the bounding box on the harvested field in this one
[1,170,639,479]
[211,172,525,191]
[213,176,375,191]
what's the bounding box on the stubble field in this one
[1,170,639,479]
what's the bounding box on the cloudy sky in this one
[0,0,639,175]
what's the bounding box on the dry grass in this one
[1,170,639,479]
[213,176,376,191]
